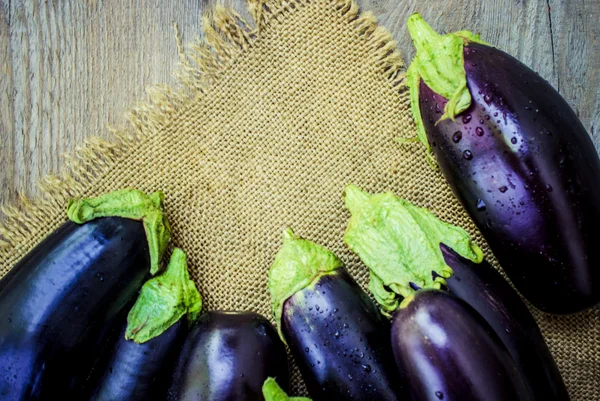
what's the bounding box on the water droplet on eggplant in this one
[499,186,508,193]
[476,199,486,211]
[463,150,473,160]
[452,131,462,143]
[462,114,472,124]
[435,391,445,399]
[475,127,484,136]
[511,137,517,144]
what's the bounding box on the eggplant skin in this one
[441,244,569,401]
[392,289,531,401]
[0,217,150,401]
[85,319,186,401]
[282,268,407,401]
[167,311,289,401]
[419,42,600,314]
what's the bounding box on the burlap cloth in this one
[0,0,597,398]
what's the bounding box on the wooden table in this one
[1,0,598,206]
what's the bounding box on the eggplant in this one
[268,228,408,401]
[392,289,530,401]
[167,311,289,401]
[442,244,569,401]
[343,184,568,401]
[0,189,171,400]
[85,248,201,401]
[405,13,600,314]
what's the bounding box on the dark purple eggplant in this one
[442,244,569,401]
[392,289,531,401]
[343,184,568,401]
[269,228,407,401]
[87,320,185,401]
[85,248,201,401]
[167,311,289,401]
[0,189,170,401]
[406,13,600,314]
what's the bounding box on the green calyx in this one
[67,189,171,274]
[125,248,202,343]
[406,13,489,153]
[268,228,343,341]
[343,184,483,315]
[262,377,312,401]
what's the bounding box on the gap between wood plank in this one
[546,0,558,91]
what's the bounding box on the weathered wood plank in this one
[548,0,600,142]
[0,0,15,204]
[0,0,598,207]
[0,0,212,206]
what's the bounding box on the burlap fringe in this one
[0,0,406,250]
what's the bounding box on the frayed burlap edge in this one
[0,0,407,257]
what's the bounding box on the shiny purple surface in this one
[442,244,569,401]
[0,218,150,400]
[419,42,600,313]
[392,289,531,401]
[85,319,187,401]
[282,268,407,401]
[167,311,289,401]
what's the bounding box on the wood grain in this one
[0,0,599,207]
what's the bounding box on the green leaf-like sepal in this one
[268,228,343,341]
[262,378,312,401]
[343,184,483,315]
[125,248,202,344]
[406,13,490,154]
[67,189,171,274]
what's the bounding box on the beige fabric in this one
[0,0,597,398]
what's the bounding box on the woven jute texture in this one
[0,0,598,398]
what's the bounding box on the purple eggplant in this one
[86,321,186,401]
[85,248,201,401]
[0,189,171,400]
[406,13,600,314]
[343,184,568,401]
[167,311,289,401]
[442,244,569,401]
[392,289,530,401]
[269,229,408,401]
